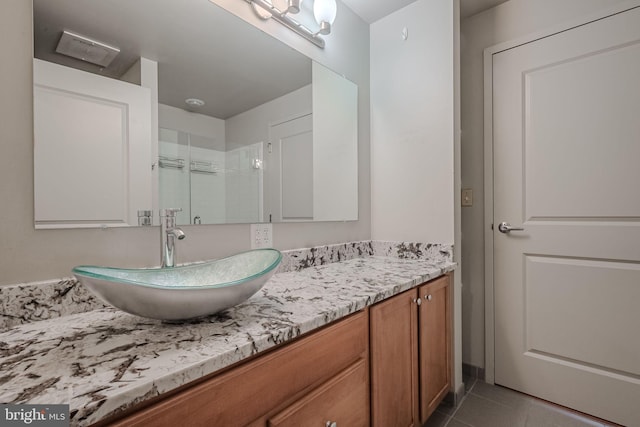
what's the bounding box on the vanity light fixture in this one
[241,0,337,48]
[288,0,302,14]
[313,0,337,35]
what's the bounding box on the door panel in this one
[524,42,640,219]
[267,114,313,222]
[418,277,451,423]
[525,256,640,376]
[33,58,152,228]
[280,130,313,220]
[370,289,419,427]
[493,7,640,426]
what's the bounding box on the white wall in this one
[217,0,372,248]
[159,104,226,151]
[121,58,160,222]
[225,85,312,152]
[312,62,358,221]
[370,0,455,244]
[0,0,369,285]
[460,0,635,369]
[226,85,311,222]
[370,0,461,396]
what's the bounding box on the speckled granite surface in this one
[0,241,452,330]
[0,242,454,426]
[0,279,108,330]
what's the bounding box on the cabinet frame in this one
[418,274,452,423]
[370,273,452,427]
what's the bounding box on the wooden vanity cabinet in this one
[267,359,369,427]
[370,283,420,427]
[418,275,452,421]
[108,311,368,427]
[104,273,451,427]
[370,274,452,427]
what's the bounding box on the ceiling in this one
[459,0,510,19]
[33,0,509,120]
[341,0,510,23]
[33,0,311,120]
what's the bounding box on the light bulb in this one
[314,0,337,32]
[288,0,302,14]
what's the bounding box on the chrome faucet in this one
[160,208,185,268]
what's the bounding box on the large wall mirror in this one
[32,0,358,228]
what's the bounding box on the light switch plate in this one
[251,223,273,249]
[462,188,473,207]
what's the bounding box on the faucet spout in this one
[169,228,186,240]
[160,209,186,268]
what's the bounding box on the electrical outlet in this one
[251,223,273,249]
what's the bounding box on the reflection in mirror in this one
[32,0,357,228]
[158,126,263,226]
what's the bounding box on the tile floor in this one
[424,377,622,427]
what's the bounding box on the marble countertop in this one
[0,254,455,426]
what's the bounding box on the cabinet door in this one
[370,289,419,427]
[268,359,369,427]
[418,275,451,423]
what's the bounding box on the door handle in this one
[498,222,524,234]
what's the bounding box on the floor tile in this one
[463,374,477,393]
[525,400,604,427]
[453,381,617,427]
[453,393,527,427]
[437,401,458,417]
[446,419,473,427]
[422,409,451,427]
[470,381,532,410]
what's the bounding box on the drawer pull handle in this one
[425,294,432,301]
[326,422,337,427]
[413,298,422,306]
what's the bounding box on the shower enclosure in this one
[158,127,263,225]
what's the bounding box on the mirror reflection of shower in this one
[158,127,263,225]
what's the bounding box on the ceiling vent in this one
[55,30,120,67]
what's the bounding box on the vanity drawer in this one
[108,310,368,427]
[268,358,369,427]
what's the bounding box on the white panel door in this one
[34,59,152,228]
[267,114,313,222]
[493,7,640,426]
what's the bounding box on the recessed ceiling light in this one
[185,98,205,108]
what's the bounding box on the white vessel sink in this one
[72,249,282,321]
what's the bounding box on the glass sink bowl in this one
[72,249,282,321]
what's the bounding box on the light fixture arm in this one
[315,20,331,36]
[246,0,326,48]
